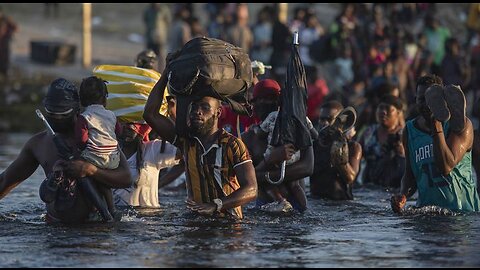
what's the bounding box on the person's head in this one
[416,74,443,121]
[318,100,344,129]
[376,94,403,129]
[257,6,273,23]
[445,37,460,56]
[79,76,108,107]
[293,7,306,21]
[117,122,152,144]
[236,3,249,23]
[424,14,438,30]
[373,81,399,102]
[251,79,281,121]
[42,78,80,133]
[150,3,160,10]
[187,96,222,137]
[135,49,158,70]
[166,95,177,122]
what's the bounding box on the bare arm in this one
[158,161,185,189]
[63,151,132,188]
[254,143,296,177]
[431,118,473,176]
[392,127,417,213]
[143,67,176,144]
[336,142,362,185]
[0,139,39,200]
[260,146,314,185]
[186,161,257,216]
[222,161,258,210]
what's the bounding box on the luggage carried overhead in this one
[166,37,253,136]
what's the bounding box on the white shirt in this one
[113,139,179,208]
[260,111,313,165]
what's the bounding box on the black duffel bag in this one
[166,37,253,136]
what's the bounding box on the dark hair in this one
[416,74,443,90]
[320,100,344,112]
[79,76,108,107]
[136,49,157,68]
[379,94,403,110]
[445,37,459,55]
[374,81,396,99]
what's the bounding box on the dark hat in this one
[43,78,79,114]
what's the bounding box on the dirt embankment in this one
[0,3,470,132]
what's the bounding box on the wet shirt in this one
[406,120,480,212]
[360,124,384,184]
[311,142,353,200]
[113,139,179,208]
[174,129,252,219]
[360,124,404,187]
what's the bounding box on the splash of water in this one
[402,205,459,216]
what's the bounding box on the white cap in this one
[251,60,272,75]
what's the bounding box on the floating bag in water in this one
[167,37,253,136]
[93,65,169,123]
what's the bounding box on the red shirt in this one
[218,105,259,137]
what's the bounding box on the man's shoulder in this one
[348,140,361,148]
[220,130,247,148]
[18,131,50,158]
[145,139,176,151]
[462,117,474,134]
[27,131,49,145]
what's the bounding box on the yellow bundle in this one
[92,64,168,124]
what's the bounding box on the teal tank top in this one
[406,119,480,212]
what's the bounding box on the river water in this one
[1,133,479,267]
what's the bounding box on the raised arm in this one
[0,138,40,199]
[431,118,473,176]
[336,142,362,185]
[143,67,176,143]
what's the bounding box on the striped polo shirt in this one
[174,129,252,219]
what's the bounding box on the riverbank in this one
[0,3,470,132]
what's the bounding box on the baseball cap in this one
[43,78,80,115]
[252,79,281,101]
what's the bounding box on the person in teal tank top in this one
[391,75,480,213]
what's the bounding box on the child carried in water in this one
[75,76,121,221]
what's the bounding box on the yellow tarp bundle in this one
[92,64,168,124]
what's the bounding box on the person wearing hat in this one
[310,101,362,200]
[217,60,271,138]
[0,78,131,224]
[359,94,406,188]
[136,49,159,71]
[241,79,315,213]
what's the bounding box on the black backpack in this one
[167,37,253,136]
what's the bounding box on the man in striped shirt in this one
[144,68,257,219]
